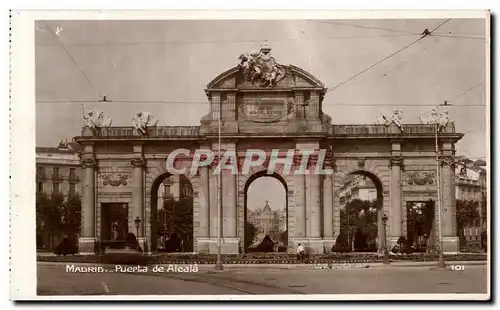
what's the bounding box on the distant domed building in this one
[247,200,286,246]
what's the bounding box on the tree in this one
[456,199,480,248]
[279,230,288,244]
[36,192,64,249]
[340,199,378,251]
[61,194,81,240]
[245,221,257,249]
[162,196,194,251]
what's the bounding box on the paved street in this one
[37,262,488,297]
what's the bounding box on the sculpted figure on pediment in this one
[238,43,286,88]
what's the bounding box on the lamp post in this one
[215,105,223,271]
[134,216,141,240]
[420,108,447,268]
[382,214,389,265]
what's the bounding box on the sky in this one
[35,19,488,206]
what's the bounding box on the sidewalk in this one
[38,260,486,270]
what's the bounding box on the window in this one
[69,168,76,179]
[37,182,44,193]
[69,183,76,195]
[36,166,45,180]
[182,186,193,197]
[53,182,60,194]
[53,167,60,179]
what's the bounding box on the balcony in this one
[69,174,80,182]
[52,173,63,181]
[36,171,46,181]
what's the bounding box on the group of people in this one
[157,233,184,252]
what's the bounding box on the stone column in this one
[222,168,237,238]
[389,152,403,248]
[130,156,146,251]
[322,171,335,252]
[308,91,320,119]
[307,154,321,239]
[78,156,96,255]
[195,165,211,253]
[293,155,306,239]
[199,166,210,237]
[209,165,218,239]
[440,142,459,253]
[219,142,239,253]
[294,92,305,119]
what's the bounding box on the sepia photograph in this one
[10,10,490,300]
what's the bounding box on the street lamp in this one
[382,214,390,265]
[420,107,448,268]
[134,216,141,239]
[215,104,223,271]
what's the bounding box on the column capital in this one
[81,157,96,168]
[130,157,146,168]
[323,154,336,171]
[307,154,320,168]
[390,156,404,167]
[440,156,455,168]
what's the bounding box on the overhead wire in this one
[306,19,421,35]
[432,34,486,40]
[35,33,419,48]
[325,18,452,94]
[445,81,484,105]
[41,21,104,100]
[35,99,486,107]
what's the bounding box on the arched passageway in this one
[337,171,384,252]
[244,171,288,253]
[150,173,194,252]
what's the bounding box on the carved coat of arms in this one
[101,174,129,187]
[406,171,435,186]
[238,44,286,88]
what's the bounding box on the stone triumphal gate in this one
[76,46,462,255]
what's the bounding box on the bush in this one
[332,231,352,253]
[53,238,77,255]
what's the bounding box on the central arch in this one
[243,171,288,253]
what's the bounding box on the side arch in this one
[145,160,201,252]
[334,167,389,252]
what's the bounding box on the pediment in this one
[206,65,325,91]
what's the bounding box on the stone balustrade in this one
[332,123,456,136]
[79,123,457,139]
[81,126,201,138]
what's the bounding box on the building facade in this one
[36,141,83,250]
[339,175,377,209]
[247,201,286,246]
[36,141,83,198]
[73,46,464,255]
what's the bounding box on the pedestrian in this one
[296,243,306,261]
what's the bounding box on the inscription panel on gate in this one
[239,98,288,123]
